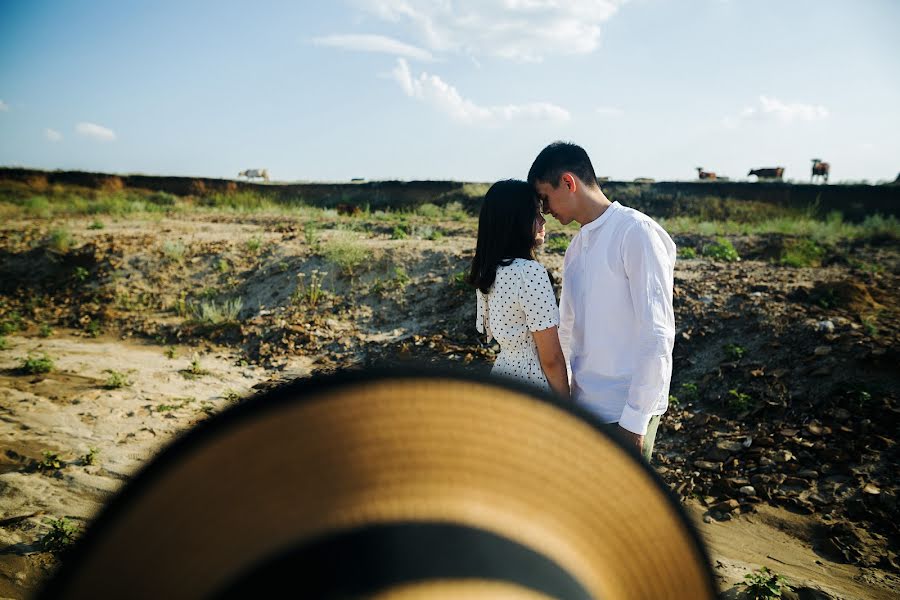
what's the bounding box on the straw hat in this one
[40,368,716,599]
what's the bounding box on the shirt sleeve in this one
[518,261,559,333]
[619,221,676,435]
[475,289,493,341]
[558,251,575,382]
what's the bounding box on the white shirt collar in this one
[580,201,620,236]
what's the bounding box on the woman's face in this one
[533,209,546,246]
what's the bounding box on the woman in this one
[468,179,569,398]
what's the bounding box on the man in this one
[528,142,676,462]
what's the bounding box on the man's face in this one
[535,179,574,225]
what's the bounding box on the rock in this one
[805,421,827,436]
[782,477,811,490]
[711,499,740,513]
[862,483,881,495]
[694,460,722,472]
[813,345,832,356]
[774,450,795,463]
[739,485,757,496]
[816,320,835,333]
[716,439,745,453]
[796,469,819,479]
[705,445,731,462]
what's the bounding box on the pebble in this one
[816,320,835,333]
[813,345,832,356]
[739,485,757,496]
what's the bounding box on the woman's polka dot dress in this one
[476,258,560,391]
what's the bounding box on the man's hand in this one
[617,425,644,454]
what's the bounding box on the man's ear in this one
[562,172,578,193]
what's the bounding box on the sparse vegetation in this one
[48,228,73,253]
[741,566,787,599]
[72,266,90,282]
[0,336,7,350]
[81,447,99,466]
[323,238,368,278]
[40,517,81,554]
[727,388,753,414]
[21,352,54,374]
[0,312,23,335]
[779,238,825,267]
[677,246,697,259]
[38,323,54,337]
[293,270,328,308]
[162,241,186,262]
[702,237,740,262]
[189,298,243,324]
[724,343,745,361]
[545,235,570,253]
[104,369,131,389]
[38,451,63,471]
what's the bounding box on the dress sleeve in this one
[518,261,559,332]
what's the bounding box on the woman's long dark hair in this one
[468,179,541,294]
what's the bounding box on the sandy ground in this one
[1,332,896,599]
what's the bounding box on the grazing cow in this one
[336,203,362,216]
[238,169,269,182]
[748,167,785,181]
[696,167,717,181]
[811,159,830,183]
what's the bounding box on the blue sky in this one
[1,0,898,182]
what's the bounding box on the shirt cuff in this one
[618,404,653,436]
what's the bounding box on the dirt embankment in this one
[0,211,898,599]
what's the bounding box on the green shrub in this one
[416,203,442,218]
[162,241,186,262]
[72,266,90,282]
[323,238,368,277]
[0,312,23,335]
[22,352,54,374]
[677,246,697,259]
[88,219,105,230]
[741,566,787,599]
[104,369,131,389]
[189,298,243,324]
[391,225,409,240]
[546,235,570,253]
[147,191,178,206]
[81,447,99,466]
[40,517,81,554]
[727,388,753,414]
[0,336,7,350]
[48,228,73,253]
[702,237,740,262]
[724,343,745,361]
[38,323,54,338]
[38,451,63,471]
[779,238,825,267]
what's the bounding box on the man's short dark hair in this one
[527,141,599,189]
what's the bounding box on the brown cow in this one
[336,203,362,216]
[748,167,785,180]
[811,159,830,183]
[696,167,716,180]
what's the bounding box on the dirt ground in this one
[1,210,897,599]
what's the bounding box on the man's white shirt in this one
[558,201,677,435]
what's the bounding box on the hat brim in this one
[39,367,716,599]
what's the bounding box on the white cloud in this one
[390,58,569,124]
[45,128,62,142]
[356,0,627,61]
[596,106,624,117]
[724,95,829,127]
[311,33,434,61]
[75,121,116,142]
[0,99,9,111]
